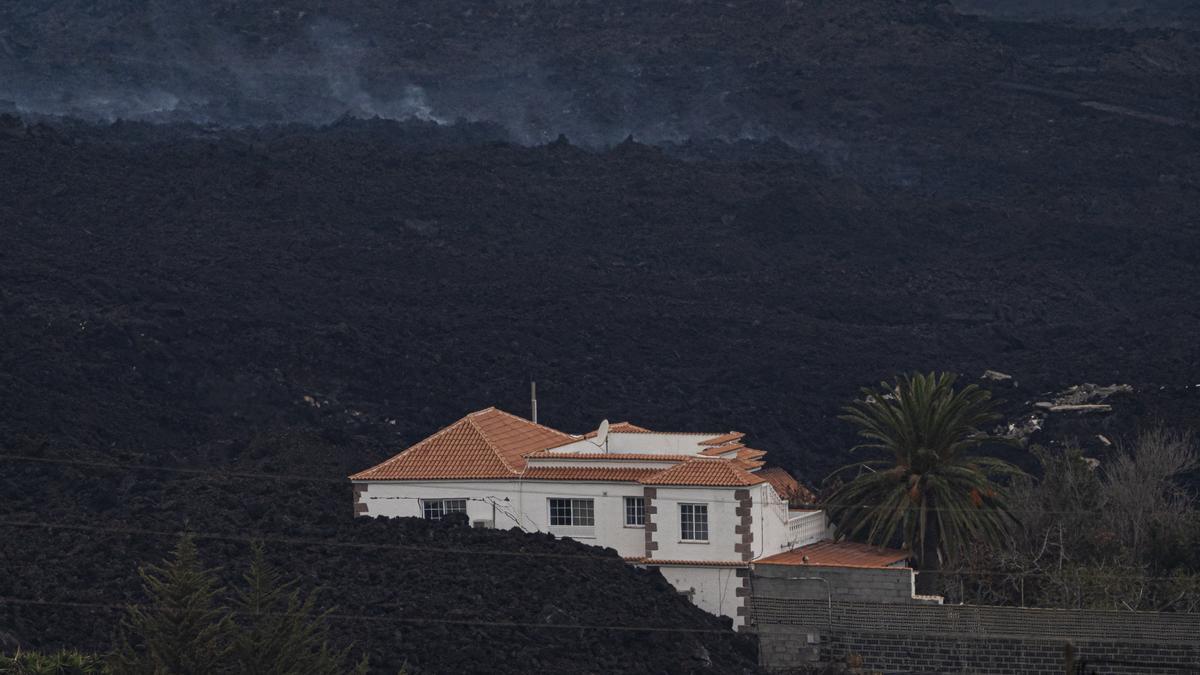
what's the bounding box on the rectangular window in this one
[624,497,645,526]
[680,503,709,541]
[548,498,594,527]
[421,498,467,521]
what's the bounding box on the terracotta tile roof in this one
[642,459,767,487]
[699,442,745,457]
[583,421,653,437]
[524,452,690,462]
[732,458,766,470]
[699,431,745,446]
[349,408,575,480]
[757,466,817,503]
[521,467,661,482]
[628,558,748,567]
[757,540,910,569]
[737,448,767,460]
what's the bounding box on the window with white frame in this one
[679,503,709,541]
[548,498,594,527]
[421,498,467,521]
[624,496,645,526]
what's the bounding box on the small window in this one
[549,498,594,526]
[422,498,467,521]
[680,503,709,541]
[624,497,645,526]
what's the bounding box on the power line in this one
[0,596,732,635]
[0,454,343,484]
[1,519,1195,584]
[4,453,1182,515]
[0,519,626,563]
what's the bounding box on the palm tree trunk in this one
[915,504,942,596]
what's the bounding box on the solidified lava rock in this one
[0,1,1198,671]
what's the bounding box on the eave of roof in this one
[521,467,662,482]
[627,558,748,567]
[699,442,745,457]
[699,431,745,446]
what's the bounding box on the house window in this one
[680,503,709,541]
[624,497,645,526]
[421,498,467,521]
[548,498,594,527]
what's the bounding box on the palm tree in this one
[823,372,1022,592]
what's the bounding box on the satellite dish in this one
[593,419,610,450]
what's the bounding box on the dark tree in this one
[110,535,234,674]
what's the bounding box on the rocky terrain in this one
[1,0,1199,671]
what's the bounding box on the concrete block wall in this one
[751,591,1200,674]
[753,562,922,604]
[824,633,1200,675]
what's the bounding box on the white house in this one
[350,407,873,627]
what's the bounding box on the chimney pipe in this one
[531,381,538,424]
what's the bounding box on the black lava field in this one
[1,1,1198,672]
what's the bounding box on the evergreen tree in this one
[110,535,234,674]
[230,543,363,675]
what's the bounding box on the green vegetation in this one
[111,535,234,673]
[104,536,367,674]
[824,372,1023,591]
[0,650,107,674]
[950,427,1200,611]
[232,543,366,675]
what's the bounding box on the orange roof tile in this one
[699,431,745,446]
[521,467,661,482]
[583,421,653,437]
[524,452,690,462]
[642,459,767,487]
[349,408,575,480]
[699,442,745,457]
[757,540,909,568]
[736,448,767,460]
[732,458,766,470]
[757,466,816,503]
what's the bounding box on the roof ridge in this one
[487,407,576,440]
[349,408,489,480]
[471,407,576,474]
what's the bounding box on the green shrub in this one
[0,649,108,674]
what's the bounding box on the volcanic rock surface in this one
[1,1,1199,672]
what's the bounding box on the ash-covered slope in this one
[1,115,1197,479]
[0,439,758,673]
[1,1,1198,668]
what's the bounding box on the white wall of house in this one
[546,432,719,456]
[651,564,746,628]
[357,476,814,631]
[356,479,650,558]
[607,432,712,454]
[649,486,744,562]
[753,482,794,558]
